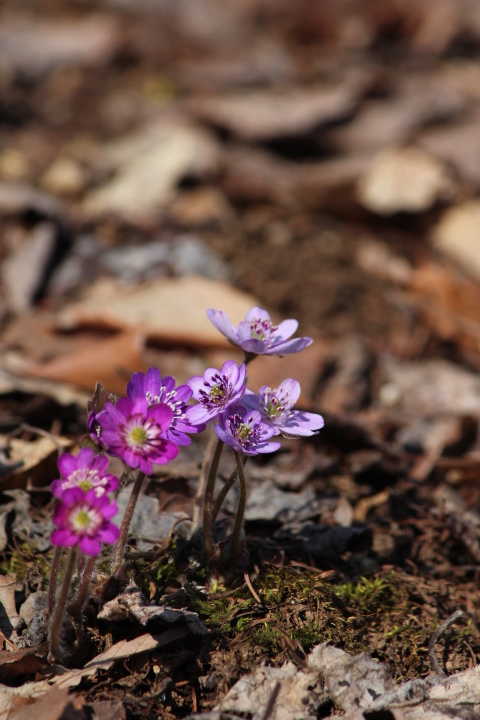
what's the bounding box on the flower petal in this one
[98,523,120,544]
[245,306,271,322]
[79,536,101,556]
[57,453,77,479]
[274,319,298,342]
[51,529,77,547]
[147,402,174,430]
[277,378,301,404]
[282,411,324,437]
[207,309,238,343]
[264,337,313,356]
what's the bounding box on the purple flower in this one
[96,397,179,475]
[51,448,118,498]
[186,360,246,425]
[207,306,313,357]
[127,368,205,446]
[242,379,324,438]
[51,488,120,556]
[214,405,281,456]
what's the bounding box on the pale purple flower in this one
[214,405,281,455]
[186,360,246,425]
[207,306,313,356]
[127,368,204,446]
[242,379,324,438]
[51,448,118,498]
[96,397,179,475]
[51,488,119,556]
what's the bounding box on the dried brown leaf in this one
[56,276,258,349]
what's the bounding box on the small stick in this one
[428,609,464,675]
[261,681,281,720]
[230,450,247,562]
[112,471,146,572]
[244,571,261,604]
[191,433,217,535]
[48,546,63,617]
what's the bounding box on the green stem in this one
[203,438,224,565]
[212,456,249,521]
[112,471,146,573]
[49,547,77,663]
[48,546,62,617]
[191,432,217,536]
[230,451,247,562]
[69,555,96,621]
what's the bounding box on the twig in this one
[428,609,463,675]
[261,681,281,720]
[244,571,261,604]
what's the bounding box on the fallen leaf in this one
[0,648,47,678]
[410,262,480,352]
[380,356,480,418]
[1,223,58,313]
[83,122,220,223]
[26,330,146,396]
[85,627,190,667]
[98,581,207,635]
[419,116,480,186]
[357,147,454,215]
[0,435,72,491]
[56,276,258,349]
[0,183,62,219]
[0,573,21,638]
[189,84,359,141]
[432,201,480,281]
[0,16,120,78]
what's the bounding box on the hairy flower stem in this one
[212,456,249,521]
[112,471,146,573]
[69,556,96,621]
[203,438,224,566]
[48,546,63,617]
[230,451,247,562]
[191,433,217,536]
[49,547,77,663]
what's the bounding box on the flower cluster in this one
[50,448,120,557]
[50,306,322,558]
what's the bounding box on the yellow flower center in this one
[75,510,90,529]
[130,427,148,446]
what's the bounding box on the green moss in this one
[333,572,399,612]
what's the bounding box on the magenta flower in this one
[207,306,313,356]
[51,488,119,556]
[242,379,324,438]
[127,368,205,446]
[51,448,118,498]
[186,360,246,425]
[96,397,179,474]
[214,405,281,455]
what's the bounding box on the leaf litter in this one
[2,0,480,717]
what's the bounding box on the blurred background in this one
[1,0,480,418]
